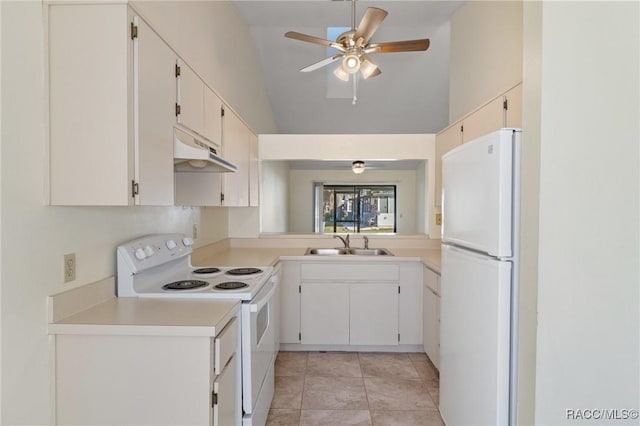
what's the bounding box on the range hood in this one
[173,127,237,173]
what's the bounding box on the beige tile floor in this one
[267,352,443,426]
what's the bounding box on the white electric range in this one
[116,234,279,426]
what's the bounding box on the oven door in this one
[241,276,279,416]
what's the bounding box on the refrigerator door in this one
[442,129,519,258]
[440,244,511,426]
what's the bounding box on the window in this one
[316,185,397,233]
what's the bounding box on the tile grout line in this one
[357,352,374,425]
[409,355,440,410]
[299,352,309,426]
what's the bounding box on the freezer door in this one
[442,129,519,258]
[440,244,511,426]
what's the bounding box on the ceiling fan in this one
[284,0,430,82]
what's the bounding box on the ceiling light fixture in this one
[342,53,361,74]
[352,160,365,174]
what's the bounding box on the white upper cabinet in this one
[48,4,175,206]
[175,60,205,138]
[249,132,260,207]
[504,83,523,128]
[222,109,250,207]
[461,96,505,144]
[135,17,176,206]
[204,87,224,146]
[176,61,225,148]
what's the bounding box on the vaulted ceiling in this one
[232,1,465,134]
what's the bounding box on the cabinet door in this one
[222,110,250,206]
[280,262,300,344]
[505,83,523,128]
[48,4,132,205]
[350,283,398,345]
[135,17,176,206]
[300,283,349,345]
[203,87,223,145]
[399,262,423,344]
[462,96,504,143]
[434,123,463,208]
[213,355,237,426]
[177,60,205,136]
[249,132,260,207]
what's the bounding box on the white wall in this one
[0,1,271,423]
[287,169,418,235]
[132,1,277,134]
[532,2,639,424]
[415,161,427,235]
[260,161,290,234]
[518,1,542,423]
[449,1,523,123]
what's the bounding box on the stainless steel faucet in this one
[334,234,350,248]
[363,235,369,249]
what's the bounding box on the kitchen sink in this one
[304,247,393,256]
[346,248,393,256]
[305,248,350,255]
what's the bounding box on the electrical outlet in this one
[64,253,76,283]
[192,223,198,239]
[435,213,442,226]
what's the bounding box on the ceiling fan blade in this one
[367,38,430,54]
[354,7,388,45]
[300,54,343,73]
[360,54,380,79]
[285,31,346,52]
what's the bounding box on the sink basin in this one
[304,247,393,256]
[347,248,393,256]
[305,248,349,255]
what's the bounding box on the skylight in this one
[326,27,352,99]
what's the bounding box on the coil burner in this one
[192,267,222,275]
[215,281,249,290]
[162,280,209,291]
[226,267,263,276]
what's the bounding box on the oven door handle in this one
[249,280,278,313]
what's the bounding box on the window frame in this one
[318,184,397,234]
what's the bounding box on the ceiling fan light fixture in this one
[352,160,365,174]
[360,58,378,79]
[342,54,361,74]
[333,65,350,82]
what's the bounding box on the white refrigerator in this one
[440,128,521,426]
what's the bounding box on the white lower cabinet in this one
[213,355,236,426]
[282,261,423,348]
[423,266,441,369]
[301,282,350,345]
[53,316,239,425]
[350,282,399,345]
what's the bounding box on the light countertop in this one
[49,297,240,337]
[193,246,441,274]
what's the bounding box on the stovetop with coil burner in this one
[116,233,272,301]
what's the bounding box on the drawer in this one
[214,317,237,375]
[301,263,399,281]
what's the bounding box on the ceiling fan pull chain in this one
[352,73,358,105]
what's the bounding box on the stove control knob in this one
[165,239,177,250]
[134,248,146,260]
[182,237,194,247]
[143,245,154,257]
